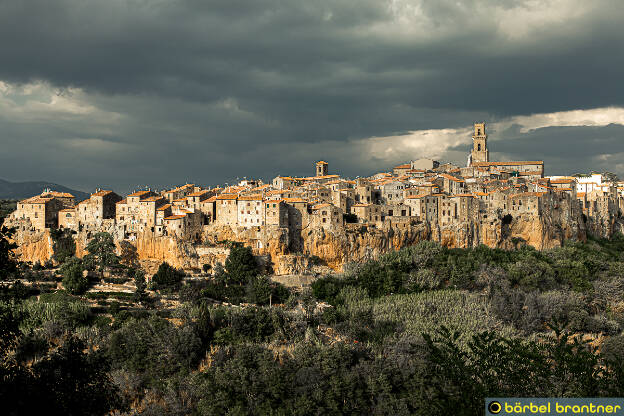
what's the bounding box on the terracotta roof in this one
[204,196,217,203]
[157,204,172,211]
[20,195,53,204]
[283,198,307,203]
[91,190,112,197]
[472,161,544,167]
[128,190,151,197]
[405,194,429,199]
[116,199,127,204]
[439,173,465,183]
[352,203,371,207]
[59,208,75,212]
[451,193,475,198]
[164,214,186,220]
[143,196,163,202]
[216,194,238,200]
[312,203,332,209]
[42,191,74,198]
[550,179,576,184]
[316,161,328,165]
[188,190,210,197]
[394,163,410,169]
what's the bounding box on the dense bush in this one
[225,244,258,284]
[151,262,185,291]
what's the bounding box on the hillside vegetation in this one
[3,228,624,415]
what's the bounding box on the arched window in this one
[478,143,481,151]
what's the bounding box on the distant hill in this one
[0,178,90,201]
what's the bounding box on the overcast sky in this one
[1,0,623,194]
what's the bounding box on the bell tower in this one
[316,160,328,177]
[470,122,489,165]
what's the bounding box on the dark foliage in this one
[225,244,258,284]
[151,262,185,291]
[50,228,76,264]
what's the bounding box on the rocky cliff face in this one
[11,229,54,265]
[9,205,605,275]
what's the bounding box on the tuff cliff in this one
[9,207,601,275]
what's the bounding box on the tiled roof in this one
[128,190,151,197]
[164,214,186,220]
[439,173,465,183]
[312,203,332,209]
[188,190,210,197]
[42,191,75,198]
[216,194,238,200]
[472,161,544,167]
[91,190,113,197]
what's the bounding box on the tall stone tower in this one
[470,122,489,165]
[316,161,328,177]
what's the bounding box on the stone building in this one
[310,203,343,229]
[162,184,198,202]
[58,208,77,230]
[378,180,407,204]
[74,190,122,230]
[8,191,73,231]
[215,194,239,226]
[411,158,440,171]
[116,190,166,238]
[351,203,382,224]
[238,195,265,227]
[265,200,289,227]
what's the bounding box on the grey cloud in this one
[0,0,623,191]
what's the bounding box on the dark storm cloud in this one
[0,0,623,191]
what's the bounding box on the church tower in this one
[470,122,489,165]
[316,160,328,177]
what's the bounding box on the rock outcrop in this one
[9,204,611,275]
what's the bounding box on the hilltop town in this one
[5,123,624,274]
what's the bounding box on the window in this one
[478,143,481,151]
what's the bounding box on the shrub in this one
[225,245,258,284]
[151,262,185,291]
[60,257,87,295]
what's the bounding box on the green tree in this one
[50,228,76,264]
[132,268,148,303]
[151,262,185,291]
[225,244,257,284]
[61,257,88,295]
[0,224,18,280]
[83,232,119,278]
